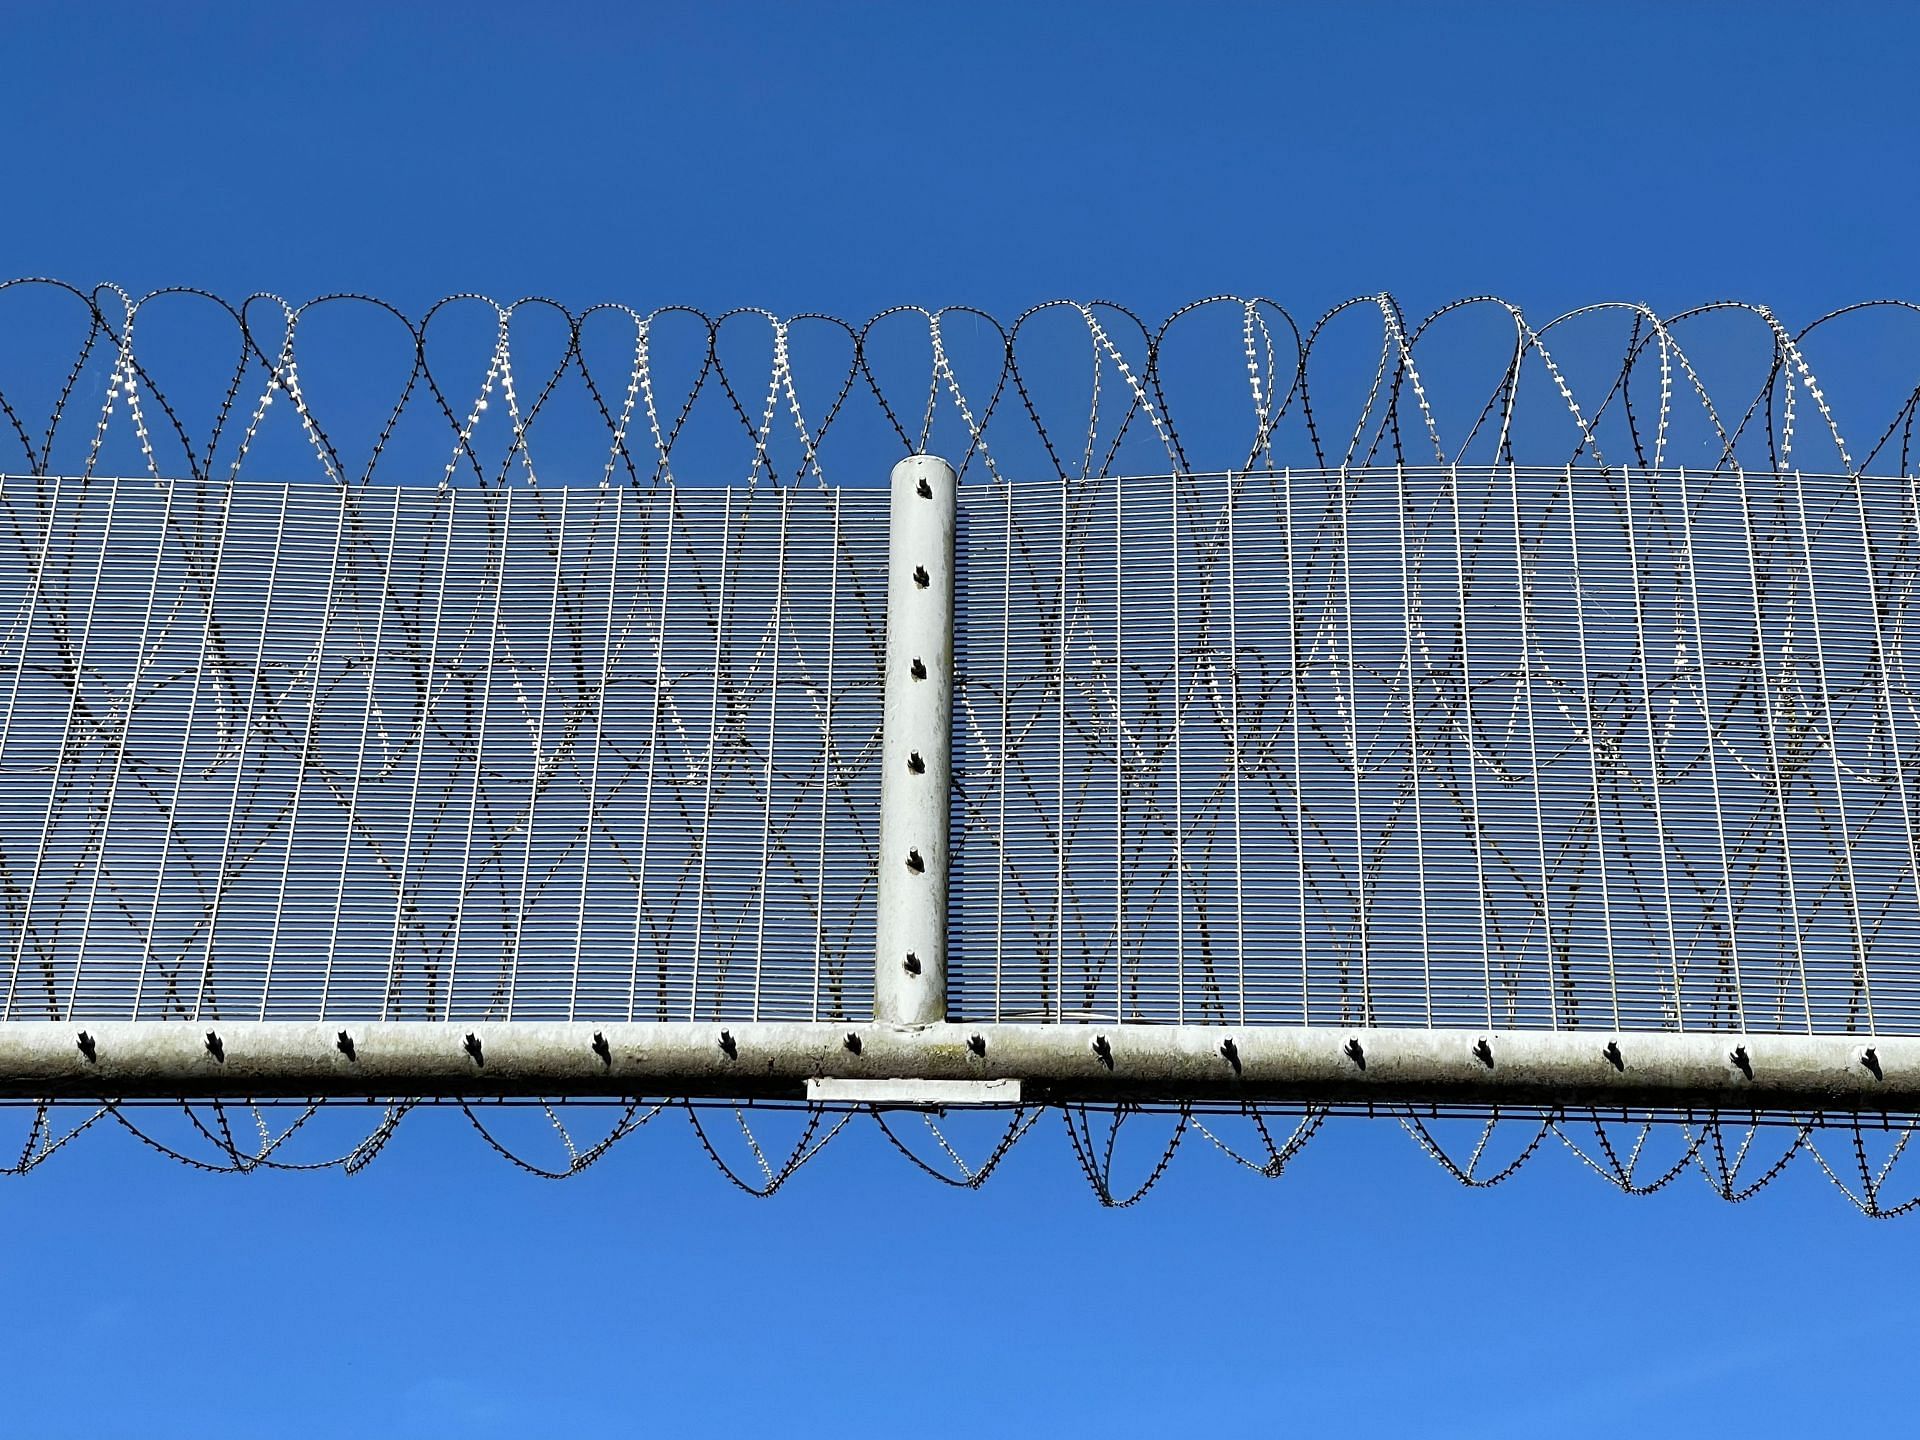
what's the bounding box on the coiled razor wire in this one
[8,1100,1920,1216]
[3,282,1918,487]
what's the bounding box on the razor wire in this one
[4,283,1919,489]
[9,1098,1920,1216]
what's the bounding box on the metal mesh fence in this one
[951,466,1920,1034]
[10,462,1920,1036]
[0,475,887,1022]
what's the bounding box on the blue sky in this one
[5,4,1920,1435]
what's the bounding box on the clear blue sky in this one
[5,4,1919,1435]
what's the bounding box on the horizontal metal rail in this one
[1,1021,1909,1112]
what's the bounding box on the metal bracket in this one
[805,1077,1022,1107]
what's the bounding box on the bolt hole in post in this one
[875,457,957,1028]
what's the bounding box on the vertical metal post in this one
[875,455,956,1025]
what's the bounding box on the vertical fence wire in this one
[3,465,1920,1033]
[948,467,1920,1034]
[0,475,887,1024]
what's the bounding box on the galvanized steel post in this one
[874,455,956,1025]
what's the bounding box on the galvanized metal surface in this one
[806,1077,1021,1104]
[2,1020,1912,1111]
[873,456,956,1024]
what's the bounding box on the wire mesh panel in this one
[0,474,887,1023]
[950,466,1920,1034]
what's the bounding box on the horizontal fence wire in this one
[0,475,888,1022]
[950,467,1920,1034]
